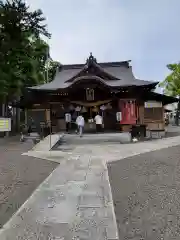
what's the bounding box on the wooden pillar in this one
[45,109,50,122]
[25,109,28,125]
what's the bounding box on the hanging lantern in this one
[81,106,87,113]
[106,103,112,109]
[92,106,99,112]
[75,106,81,112]
[100,105,107,111]
[69,104,75,111]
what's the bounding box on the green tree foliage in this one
[45,60,61,82]
[159,63,180,125]
[0,0,59,103]
[159,64,180,96]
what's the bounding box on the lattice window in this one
[144,107,163,121]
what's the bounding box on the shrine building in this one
[17,53,177,135]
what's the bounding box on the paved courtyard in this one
[108,145,180,240]
[0,138,58,228]
[1,132,180,239]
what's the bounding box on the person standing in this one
[65,112,71,133]
[94,113,103,133]
[76,115,85,137]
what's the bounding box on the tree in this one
[159,63,180,125]
[0,0,61,134]
[0,0,51,104]
[45,60,61,82]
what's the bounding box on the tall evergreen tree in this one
[0,0,60,130]
[0,0,52,102]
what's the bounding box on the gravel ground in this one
[108,145,180,240]
[0,138,58,228]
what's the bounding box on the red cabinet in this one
[119,99,137,124]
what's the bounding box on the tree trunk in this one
[175,98,180,126]
[2,104,5,117]
[16,108,20,133]
[13,97,21,133]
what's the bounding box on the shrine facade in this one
[18,53,177,134]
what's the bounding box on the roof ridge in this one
[60,60,131,70]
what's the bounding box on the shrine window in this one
[144,107,163,121]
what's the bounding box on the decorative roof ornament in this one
[86,52,97,66]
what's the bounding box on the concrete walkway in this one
[1,133,180,239]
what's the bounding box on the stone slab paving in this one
[0,152,118,240]
[0,139,58,229]
[2,133,180,239]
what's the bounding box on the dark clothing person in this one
[27,125,32,134]
[66,122,70,132]
[96,123,102,133]
[65,113,71,133]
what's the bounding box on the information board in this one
[0,118,11,132]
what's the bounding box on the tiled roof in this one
[29,55,158,91]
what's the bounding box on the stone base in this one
[118,132,132,143]
[146,130,166,139]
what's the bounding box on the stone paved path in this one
[1,134,180,239]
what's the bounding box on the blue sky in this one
[27,0,180,86]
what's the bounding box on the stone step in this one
[32,133,64,151]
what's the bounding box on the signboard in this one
[86,88,94,101]
[144,101,162,108]
[0,118,11,132]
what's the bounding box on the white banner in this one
[144,101,162,108]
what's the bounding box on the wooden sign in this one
[86,88,94,101]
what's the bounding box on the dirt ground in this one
[0,138,58,228]
[108,145,180,240]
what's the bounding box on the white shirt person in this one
[65,113,71,123]
[76,115,85,137]
[94,114,103,132]
[94,114,103,125]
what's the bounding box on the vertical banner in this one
[119,100,137,124]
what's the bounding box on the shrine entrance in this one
[63,78,119,132]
